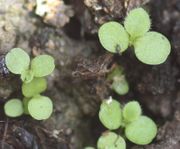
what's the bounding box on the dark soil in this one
[0,0,180,148]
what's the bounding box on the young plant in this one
[107,66,129,95]
[5,48,55,83]
[86,98,157,149]
[98,8,171,65]
[4,48,55,120]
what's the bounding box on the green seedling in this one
[85,98,157,148]
[97,131,126,149]
[4,48,55,120]
[99,97,122,130]
[4,99,24,117]
[5,48,55,83]
[98,7,171,65]
[22,77,47,98]
[107,66,129,95]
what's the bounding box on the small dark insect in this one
[0,54,10,77]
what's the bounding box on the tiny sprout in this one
[28,95,53,120]
[5,48,30,74]
[99,98,122,130]
[123,101,141,122]
[97,131,126,149]
[134,31,171,65]
[4,99,24,117]
[107,66,129,95]
[98,7,171,65]
[98,21,129,53]
[22,77,47,98]
[124,8,151,42]
[125,116,157,145]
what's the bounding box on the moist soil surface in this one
[0,0,180,149]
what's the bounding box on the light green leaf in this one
[97,131,126,149]
[111,77,129,95]
[22,77,47,98]
[123,101,141,122]
[84,147,95,149]
[124,8,151,42]
[5,48,30,74]
[31,55,55,77]
[99,98,122,130]
[125,116,157,145]
[28,95,53,120]
[134,31,171,65]
[98,21,129,53]
[4,99,24,117]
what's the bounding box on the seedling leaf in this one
[123,101,141,122]
[125,116,157,145]
[99,98,122,130]
[22,77,47,97]
[124,8,151,41]
[111,77,129,95]
[28,95,53,120]
[134,31,171,65]
[4,99,24,117]
[31,55,55,77]
[5,48,30,74]
[98,21,129,53]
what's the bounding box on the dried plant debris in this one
[35,0,74,28]
[72,54,113,80]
